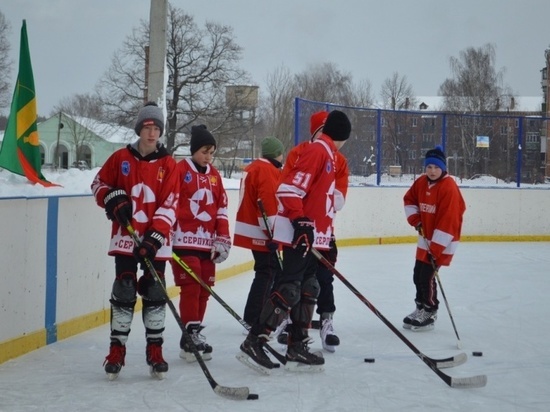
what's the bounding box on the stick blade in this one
[433,352,468,369]
[214,384,251,400]
[450,374,487,389]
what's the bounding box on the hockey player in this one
[234,137,285,328]
[91,101,179,380]
[403,145,466,331]
[171,125,231,362]
[275,111,349,352]
[239,110,351,373]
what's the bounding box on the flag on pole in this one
[0,20,58,187]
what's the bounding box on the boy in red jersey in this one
[91,102,180,380]
[234,136,285,327]
[403,145,466,331]
[171,125,231,362]
[238,110,351,373]
[276,111,350,352]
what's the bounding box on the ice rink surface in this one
[1,242,548,412]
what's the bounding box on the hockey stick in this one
[311,248,487,389]
[256,199,283,270]
[125,223,257,400]
[420,231,462,349]
[171,252,287,365]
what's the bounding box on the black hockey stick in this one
[171,252,287,365]
[420,230,462,349]
[257,199,284,270]
[311,248,487,389]
[125,223,257,400]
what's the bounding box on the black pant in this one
[413,259,439,310]
[243,250,282,325]
[315,262,335,315]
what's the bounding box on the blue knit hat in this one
[424,145,446,171]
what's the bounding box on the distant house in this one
[35,113,135,169]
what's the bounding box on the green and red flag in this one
[0,20,58,187]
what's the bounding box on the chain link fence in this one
[295,97,549,187]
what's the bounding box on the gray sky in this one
[1,0,549,116]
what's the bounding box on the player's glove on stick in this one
[291,217,314,257]
[211,236,232,264]
[104,188,132,224]
[321,235,338,265]
[133,230,164,264]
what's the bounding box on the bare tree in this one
[295,62,355,105]
[380,72,416,110]
[438,44,514,177]
[96,4,249,154]
[257,65,298,151]
[349,79,375,108]
[0,12,12,111]
[439,43,510,113]
[378,72,417,168]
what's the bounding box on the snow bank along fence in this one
[1,187,549,364]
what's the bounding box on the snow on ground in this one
[0,242,548,411]
[1,167,549,200]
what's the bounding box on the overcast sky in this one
[1,0,549,117]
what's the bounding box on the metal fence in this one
[295,97,549,187]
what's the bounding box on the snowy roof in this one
[68,115,135,144]
[415,96,543,112]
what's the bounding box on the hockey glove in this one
[291,217,315,257]
[104,188,132,224]
[211,236,231,264]
[415,223,423,234]
[133,230,164,264]
[321,235,338,265]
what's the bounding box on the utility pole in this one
[148,0,167,110]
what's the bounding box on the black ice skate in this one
[180,323,212,362]
[103,341,126,381]
[236,333,275,375]
[146,338,168,380]
[285,338,325,373]
[411,309,438,332]
[403,305,423,329]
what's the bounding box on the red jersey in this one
[172,158,230,252]
[234,158,281,251]
[283,140,349,211]
[91,143,179,259]
[273,134,338,251]
[403,174,466,266]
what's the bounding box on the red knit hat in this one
[310,111,329,137]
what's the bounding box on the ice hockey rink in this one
[0,242,548,412]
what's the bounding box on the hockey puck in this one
[247,394,259,400]
[472,351,483,357]
[364,358,375,363]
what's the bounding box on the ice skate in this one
[411,309,437,331]
[320,313,340,353]
[237,333,276,375]
[285,338,325,373]
[103,341,126,381]
[146,338,168,380]
[180,322,212,362]
[403,306,423,329]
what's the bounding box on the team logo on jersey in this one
[326,161,332,173]
[157,167,165,182]
[122,161,130,176]
[184,171,192,183]
[210,176,218,185]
